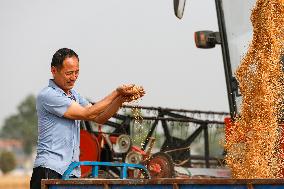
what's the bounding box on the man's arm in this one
[63,84,141,122]
[93,86,145,123]
[63,89,120,121]
[93,96,124,124]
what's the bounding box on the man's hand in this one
[116,84,145,102]
[116,84,135,96]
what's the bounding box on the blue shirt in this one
[34,79,89,177]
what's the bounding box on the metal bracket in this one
[62,161,150,180]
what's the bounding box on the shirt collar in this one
[48,79,76,100]
[48,79,68,95]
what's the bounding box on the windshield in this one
[221,0,256,113]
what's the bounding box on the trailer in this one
[42,178,284,189]
[41,161,284,188]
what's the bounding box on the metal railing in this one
[83,105,229,168]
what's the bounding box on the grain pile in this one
[225,0,284,178]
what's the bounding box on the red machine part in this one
[144,152,174,178]
[224,117,245,143]
[131,145,147,156]
[224,117,232,142]
[96,124,118,148]
[109,135,118,144]
[80,129,101,177]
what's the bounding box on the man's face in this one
[51,56,79,94]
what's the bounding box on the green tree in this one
[0,95,37,155]
[0,151,16,174]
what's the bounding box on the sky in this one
[0,0,228,127]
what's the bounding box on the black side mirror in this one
[174,0,186,19]
[194,31,221,49]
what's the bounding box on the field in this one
[0,175,30,189]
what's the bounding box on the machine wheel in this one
[80,130,101,177]
[144,152,175,178]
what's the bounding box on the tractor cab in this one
[175,0,256,118]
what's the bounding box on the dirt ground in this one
[0,175,30,189]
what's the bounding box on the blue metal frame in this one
[62,161,151,180]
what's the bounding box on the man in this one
[30,48,144,189]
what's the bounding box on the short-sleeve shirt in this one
[33,79,89,177]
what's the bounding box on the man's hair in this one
[51,48,79,69]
